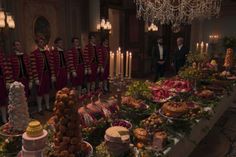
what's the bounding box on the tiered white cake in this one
[8,81,30,132]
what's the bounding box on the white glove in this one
[35,80,40,85]
[97,67,100,74]
[6,83,10,89]
[51,76,56,82]
[88,68,92,75]
[85,69,88,75]
[101,67,104,73]
[72,72,77,77]
[29,81,33,89]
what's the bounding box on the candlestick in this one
[125,51,129,78]
[109,51,113,79]
[129,52,132,79]
[121,53,124,79]
[205,43,208,54]
[196,42,199,52]
[200,41,204,54]
[111,52,114,79]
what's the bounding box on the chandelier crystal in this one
[134,0,222,26]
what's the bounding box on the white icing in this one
[8,81,30,132]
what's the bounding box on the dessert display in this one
[52,88,91,157]
[140,113,164,130]
[224,48,234,68]
[21,120,48,157]
[121,96,148,109]
[161,79,192,93]
[111,120,132,130]
[1,81,30,135]
[152,131,167,150]
[133,128,148,143]
[161,102,188,118]
[152,88,176,103]
[104,126,130,157]
[196,89,214,99]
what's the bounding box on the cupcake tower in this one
[52,88,82,157]
[8,81,30,132]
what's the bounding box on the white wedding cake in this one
[8,81,30,132]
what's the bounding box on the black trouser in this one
[154,62,165,82]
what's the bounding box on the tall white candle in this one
[129,52,132,79]
[125,51,129,78]
[196,42,199,52]
[109,51,112,78]
[116,50,119,77]
[200,41,204,54]
[111,53,114,79]
[205,43,208,54]
[121,53,124,79]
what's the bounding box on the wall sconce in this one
[97,18,112,31]
[148,23,158,32]
[0,9,15,29]
[209,34,219,44]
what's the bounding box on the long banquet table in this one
[164,87,236,157]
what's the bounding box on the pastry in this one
[152,131,167,149]
[133,128,148,142]
[52,88,83,156]
[224,48,233,68]
[162,102,188,117]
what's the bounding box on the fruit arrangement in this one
[152,88,176,103]
[112,120,132,130]
[161,79,192,93]
[140,113,164,131]
[126,81,152,100]
[178,66,203,80]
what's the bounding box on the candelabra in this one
[109,75,132,106]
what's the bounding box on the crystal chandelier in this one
[134,0,222,28]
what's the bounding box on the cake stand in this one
[0,123,23,137]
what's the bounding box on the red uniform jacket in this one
[30,48,52,81]
[83,43,100,69]
[67,47,85,86]
[98,46,109,67]
[67,47,84,73]
[50,49,69,90]
[50,49,69,77]
[9,53,32,81]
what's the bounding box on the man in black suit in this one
[152,37,168,82]
[174,37,189,74]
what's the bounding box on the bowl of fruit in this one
[111,120,132,130]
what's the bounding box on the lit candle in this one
[196,42,199,52]
[125,51,129,78]
[129,52,132,79]
[111,52,114,79]
[200,41,204,54]
[109,51,113,79]
[205,43,208,54]
[120,53,124,79]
